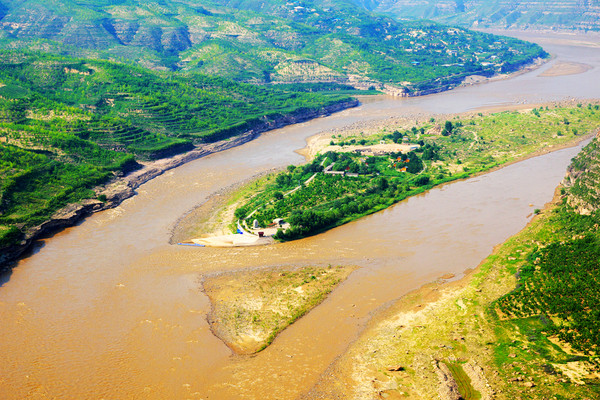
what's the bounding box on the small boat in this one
[176,242,206,247]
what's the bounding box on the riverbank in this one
[223,101,600,245]
[302,99,600,161]
[0,99,358,271]
[305,166,600,399]
[403,56,549,97]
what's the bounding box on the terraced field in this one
[0,50,352,255]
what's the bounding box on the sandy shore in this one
[191,234,275,247]
[305,185,572,399]
[539,61,593,77]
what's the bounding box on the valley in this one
[0,0,598,396]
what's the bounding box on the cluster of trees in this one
[237,148,438,239]
[497,233,600,354]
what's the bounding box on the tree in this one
[442,120,453,136]
[276,174,291,186]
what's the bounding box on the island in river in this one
[187,102,600,245]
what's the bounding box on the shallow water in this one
[1,32,599,399]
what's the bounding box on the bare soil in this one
[202,265,355,354]
[539,61,593,77]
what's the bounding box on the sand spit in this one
[190,233,275,247]
[539,61,593,77]
[203,265,355,354]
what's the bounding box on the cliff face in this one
[373,0,600,31]
[0,99,358,271]
[563,130,600,215]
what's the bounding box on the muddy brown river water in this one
[1,32,599,399]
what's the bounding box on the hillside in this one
[0,50,352,263]
[308,111,600,399]
[367,0,600,31]
[0,0,547,93]
[564,133,600,214]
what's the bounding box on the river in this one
[0,32,599,399]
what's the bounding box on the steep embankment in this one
[0,0,547,90]
[370,0,600,32]
[563,132,600,214]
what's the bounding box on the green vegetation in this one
[234,104,600,240]
[0,51,349,146]
[0,50,352,251]
[0,0,547,89]
[336,133,600,399]
[0,121,138,247]
[444,361,482,400]
[484,138,600,395]
[493,137,600,356]
[497,234,600,354]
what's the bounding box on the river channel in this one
[1,32,599,399]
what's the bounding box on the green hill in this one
[0,0,547,92]
[0,50,351,256]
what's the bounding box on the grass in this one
[444,361,481,400]
[202,265,355,354]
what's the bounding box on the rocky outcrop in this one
[61,21,119,50]
[0,99,358,271]
[102,19,139,45]
[0,7,71,40]
[563,130,600,215]
[433,360,462,400]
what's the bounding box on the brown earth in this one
[539,61,593,77]
[202,265,356,354]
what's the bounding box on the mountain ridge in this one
[0,0,547,92]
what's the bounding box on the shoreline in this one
[0,53,564,270]
[178,101,597,250]
[305,179,575,399]
[0,99,358,271]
